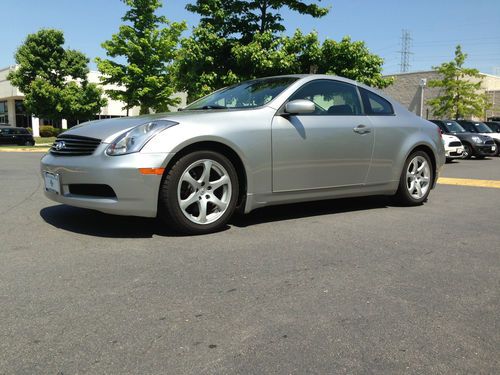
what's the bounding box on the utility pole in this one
[399,29,413,73]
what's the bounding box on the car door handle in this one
[353,125,371,134]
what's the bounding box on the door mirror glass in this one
[285,99,316,114]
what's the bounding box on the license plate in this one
[44,172,61,194]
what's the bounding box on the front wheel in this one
[394,151,433,206]
[462,143,473,159]
[159,151,239,234]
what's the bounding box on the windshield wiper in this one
[191,105,228,110]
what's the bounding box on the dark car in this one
[430,120,496,159]
[0,126,35,146]
[456,120,500,156]
[485,121,500,133]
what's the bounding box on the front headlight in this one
[471,136,483,144]
[106,120,178,156]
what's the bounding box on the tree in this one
[8,29,106,122]
[96,0,186,114]
[176,29,392,101]
[186,0,329,41]
[427,45,490,120]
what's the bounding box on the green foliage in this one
[175,29,392,101]
[39,125,59,137]
[427,45,490,120]
[187,0,329,40]
[8,29,106,121]
[96,0,186,114]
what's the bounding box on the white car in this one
[442,134,464,162]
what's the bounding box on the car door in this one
[272,79,374,192]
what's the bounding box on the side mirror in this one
[284,99,315,115]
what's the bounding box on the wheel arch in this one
[161,141,248,209]
[407,144,438,188]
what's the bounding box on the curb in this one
[0,148,49,153]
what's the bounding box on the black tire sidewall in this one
[463,144,473,159]
[396,151,434,205]
[159,151,239,234]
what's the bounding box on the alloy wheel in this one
[177,159,232,225]
[406,155,431,199]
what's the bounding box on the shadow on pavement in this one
[230,196,391,227]
[40,196,391,238]
[40,205,185,238]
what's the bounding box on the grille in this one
[449,141,462,147]
[50,135,101,156]
[68,184,116,198]
[485,140,494,145]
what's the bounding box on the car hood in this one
[449,132,492,142]
[59,109,269,143]
[478,132,500,141]
[442,134,460,143]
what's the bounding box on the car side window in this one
[360,87,394,115]
[288,80,363,116]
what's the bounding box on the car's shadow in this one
[40,196,391,238]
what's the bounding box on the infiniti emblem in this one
[55,141,66,151]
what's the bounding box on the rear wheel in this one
[159,151,239,234]
[394,151,433,206]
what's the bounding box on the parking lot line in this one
[438,177,500,189]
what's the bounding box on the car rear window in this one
[359,87,394,115]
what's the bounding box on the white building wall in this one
[0,66,187,136]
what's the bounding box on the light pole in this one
[419,78,427,118]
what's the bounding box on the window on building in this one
[15,100,32,128]
[0,101,8,124]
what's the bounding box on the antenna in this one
[399,29,413,73]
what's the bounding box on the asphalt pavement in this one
[0,153,499,374]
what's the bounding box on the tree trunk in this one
[259,0,268,33]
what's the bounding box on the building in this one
[0,66,187,137]
[382,70,500,120]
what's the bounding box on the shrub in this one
[39,125,57,137]
[26,127,33,134]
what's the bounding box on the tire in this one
[394,150,434,206]
[158,150,239,234]
[25,140,35,146]
[462,143,473,159]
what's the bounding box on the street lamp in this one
[419,78,427,118]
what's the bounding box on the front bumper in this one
[40,145,174,217]
[445,146,464,159]
[472,144,497,156]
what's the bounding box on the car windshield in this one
[458,122,477,132]
[444,121,467,133]
[185,77,299,110]
[486,122,500,132]
[474,122,492,133]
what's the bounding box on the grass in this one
[34,136,57,145]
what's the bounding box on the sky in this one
[1,0,500,75]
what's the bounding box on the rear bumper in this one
[40,147,174,217]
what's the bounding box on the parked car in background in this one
[430,120,496,159]
[484,121,500,134]
[456,120,500,156]
[0,126,35,146]
[41,75,445,234]
[441,133,464,162]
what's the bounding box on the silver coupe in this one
[41,75,445,234]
